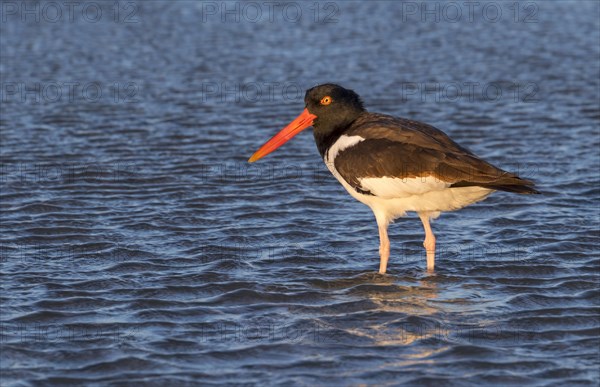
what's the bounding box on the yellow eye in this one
[320,96,332,105]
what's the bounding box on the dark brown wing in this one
[335,113,539,195]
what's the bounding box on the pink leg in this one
[419,213,436,272]
[378,224,390,274]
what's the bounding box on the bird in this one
[248,84,539,274]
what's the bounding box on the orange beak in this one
[248,108,317,162]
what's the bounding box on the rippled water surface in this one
[1,1,599,385]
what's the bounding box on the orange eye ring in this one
[320,96,332,105]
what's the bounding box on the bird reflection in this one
[339,273,442,347]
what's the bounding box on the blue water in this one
[1,1,599,385]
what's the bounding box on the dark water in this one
[1,1,599,385]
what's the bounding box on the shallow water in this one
[1,1,599,385]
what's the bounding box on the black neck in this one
[313,117,361,159]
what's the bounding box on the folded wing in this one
[334,114,539,197]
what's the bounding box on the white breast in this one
[325,135,365,165]
[324,135,369,201]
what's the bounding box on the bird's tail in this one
[451,176,541,194]
[482,183,540,194]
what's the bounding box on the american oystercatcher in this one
[249,84,539,273]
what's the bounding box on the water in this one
[1,1,599,385]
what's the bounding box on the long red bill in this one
[248,108,317,163]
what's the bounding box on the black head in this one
[248,84,366,163]
[304,84,366,135]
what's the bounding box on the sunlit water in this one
[1,1,599,385]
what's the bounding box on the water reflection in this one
[345,275,439,345]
